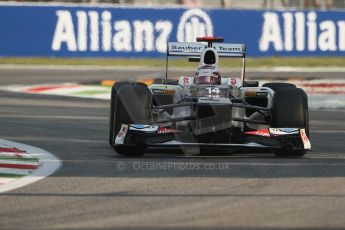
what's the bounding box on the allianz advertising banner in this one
[0,3,344,57]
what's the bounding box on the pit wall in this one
[0,2,344,57]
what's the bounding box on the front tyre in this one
[109,81,147,145]
[109,83,151,156]
[271,88,309,157]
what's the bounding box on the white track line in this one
[0,139,61,193]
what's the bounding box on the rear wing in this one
[167,42,246,58]
[165,40,247,84]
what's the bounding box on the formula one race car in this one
[109,37,311,157]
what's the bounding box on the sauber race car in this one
[109,37,311,157]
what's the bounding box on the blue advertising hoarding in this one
[0,3,344,57]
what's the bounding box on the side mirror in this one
[243,81,259,87]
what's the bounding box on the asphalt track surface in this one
[0,68,345,230]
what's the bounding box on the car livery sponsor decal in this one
[244,91,257,97]
[221,78,242,88]
[168,42,206,55]
[256,92,268,97]
[158,127,182,134]
[129,124,159,132]
[244,90,269,97]
[300,129,312,149]
[269,128,299,136]
[150,85,177,89]
[244,129,271,137]
[151,89,176,95]
[178,76,194,86]
[115,124,128,145]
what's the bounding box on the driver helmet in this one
[195,65,221,85]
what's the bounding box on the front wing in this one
[114,124,311,153]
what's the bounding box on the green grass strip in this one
[0,156,39,162]
[0,173,25,178]
[0,57,344,68]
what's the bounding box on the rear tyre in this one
[271,88,309,157]
[109,83,151,156]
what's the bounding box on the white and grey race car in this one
[109,37,311,157]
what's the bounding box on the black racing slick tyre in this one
[263,82,296,92]
[271,88,309,157]
[109,81,147,145]
[109,82,151,156]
